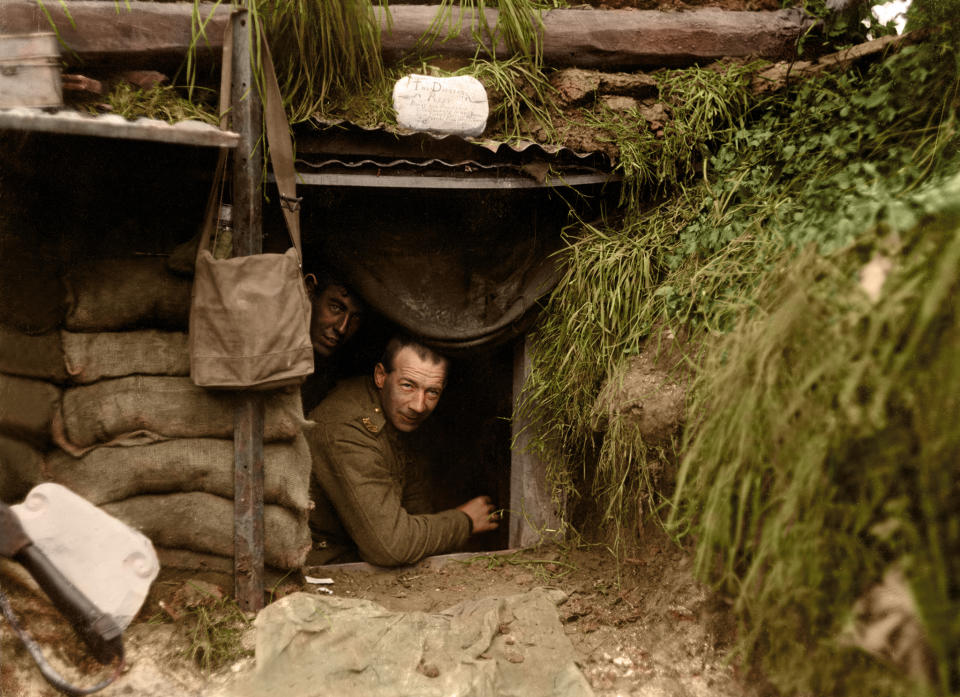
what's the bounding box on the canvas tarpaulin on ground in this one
[220,587,593,697]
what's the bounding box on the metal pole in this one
[229,7,266,613]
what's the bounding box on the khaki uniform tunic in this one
[305,376,471,567]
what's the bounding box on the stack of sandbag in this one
[0,234,67,504]
[0,329,65,503]
[43,257,313,571]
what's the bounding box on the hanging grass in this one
[179,0,558,138]
[257,0,387,122]
[668,169,960,696]
[92,83,219,124]
[184,0,387,123]
[580,60,758,214]
[456,55,558,140]
[518,37,959,559]
[413,0,546,69]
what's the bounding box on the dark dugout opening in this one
[264,181,615,553]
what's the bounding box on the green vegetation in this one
[175,583,253,673]
[670,174,960,695]
[53,0,960,692]
[414,0,548,68]
[517,25,960,697]
[93,82,219,124]
[257,0,386,122]
[588,61,759,210]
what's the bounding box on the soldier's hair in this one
[380,334,449,374]
[306,267,355,299]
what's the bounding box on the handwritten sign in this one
[392,74,488,137]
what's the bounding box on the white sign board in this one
[393,74,489,137]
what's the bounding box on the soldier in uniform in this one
[301,269,365,414]
[305,334,499,567]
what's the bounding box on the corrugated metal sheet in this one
[0,107,238,148]
[293,119,615,189]
[296,119,613,171]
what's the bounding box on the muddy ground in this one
[0,525,767,697]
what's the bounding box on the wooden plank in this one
[291,171,617,190]
[0,2,812,70]
[233,396,265,613]
[228,8,266,614]
[303,549,523,574]
[0,1,229,70]
[509,335,562,548]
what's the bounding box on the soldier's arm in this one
[400,452,433,515]
[310,421,470,567]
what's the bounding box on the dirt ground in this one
[576,0,781,10]
[0,525,766,697]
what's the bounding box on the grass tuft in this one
[93,83,219,124]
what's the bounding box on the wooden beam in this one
[381,5,813,68]
[228,8,266,614]
[752,30,925,93]
[0,1,228,71]
[1,2,812,70]
[509,335,562,548]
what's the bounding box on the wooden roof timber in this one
[1,1,814,71]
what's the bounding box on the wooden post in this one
[509,335,563,548]
[229,8,266,613]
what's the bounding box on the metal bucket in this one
[0,33,63,109]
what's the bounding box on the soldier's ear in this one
[304,273,318,297]
[374,362,387,388]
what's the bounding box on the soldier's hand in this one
[457,496,500,534]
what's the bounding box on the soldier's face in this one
[374,347,447,432]
[309,284,363,358]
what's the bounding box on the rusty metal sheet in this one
[296,119,612,169]
[0,108,239,148]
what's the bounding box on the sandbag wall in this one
[0,233,67,506]
[1,252,314,572]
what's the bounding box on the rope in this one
[0,581,124,696]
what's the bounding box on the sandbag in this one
[102,492,311,570]
[62,330,189,384]
[0,435,44,503]
[57,376,306,452]
[155,548,293,587]
[44,434,311,511]
[0,373,60,445]
[0,326,67,382]
[0,235,66,334]
[64,257,192,331]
